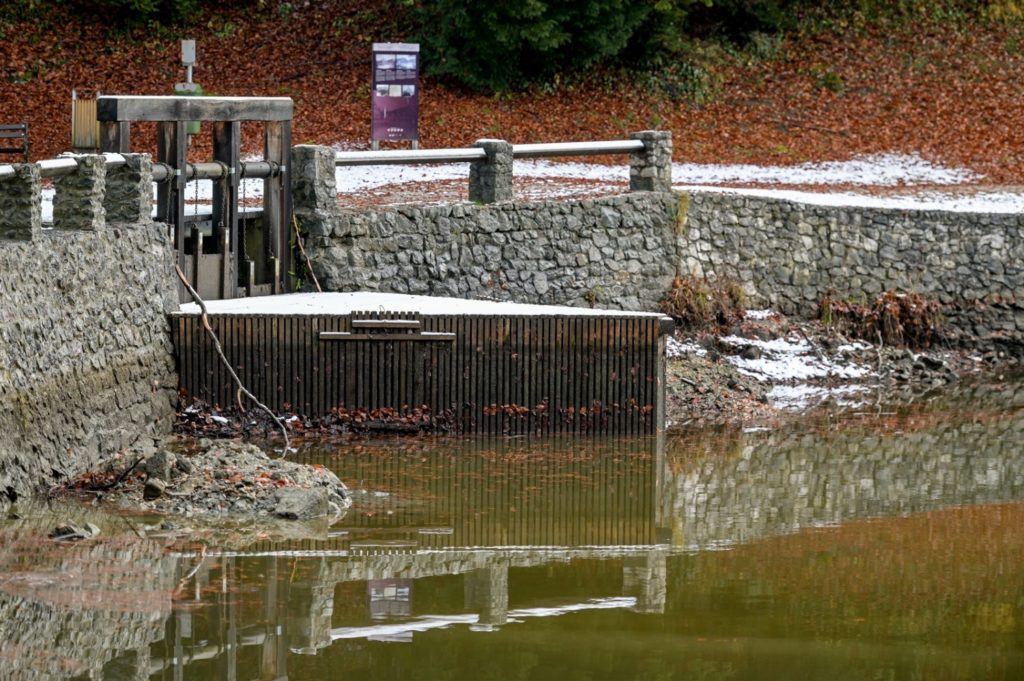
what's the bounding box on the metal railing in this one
[0,153,280,182]
[334,139,645,166]
[0,138,642,178]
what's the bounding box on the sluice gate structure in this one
[172,293,671,436]
[0,93,673,474]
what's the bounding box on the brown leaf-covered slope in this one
[2,2,1022,184]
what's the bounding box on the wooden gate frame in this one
[97,96,293,300]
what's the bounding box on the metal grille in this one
[171,312,667,436]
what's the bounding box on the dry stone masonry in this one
[302,191,681,310]
[295,139,681,310]
[468,139,513,204]
[0,154,177,500]
[679,191,1024,345]
[629,130,673,192]
[296,143,1024,346]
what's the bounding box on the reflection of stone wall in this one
[664,413,1024,549]
[0,528,176,680]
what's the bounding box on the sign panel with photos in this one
[371,43,420,143]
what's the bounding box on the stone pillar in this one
[105,153,153,225]
[292,145,338,214]
[469,139,513,204]
[54,154,106,231]
[629,130,673,193]
[291,144,339,237]
[0,164,42,241]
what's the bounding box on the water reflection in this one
[1,382,1024,679]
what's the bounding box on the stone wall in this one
[0,154,177,500]
[297,152,1024,344]
[680,191,1024,343]
[296,142,682,310]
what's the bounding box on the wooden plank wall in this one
[171,312,664,436]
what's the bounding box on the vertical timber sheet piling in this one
[171,313,665,435]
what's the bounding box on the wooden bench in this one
[0,123,29,162]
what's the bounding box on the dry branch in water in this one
[174,265,292,455]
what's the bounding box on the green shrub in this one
[62,0,201,25]
[414,0,652,92]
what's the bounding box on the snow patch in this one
[666,336,706,358]
[679,186,1024,214]
[673,153,976,186]
[179,291,667,318]
[720,335,873,382]
[331,153,976,193]
[768,384,870,410]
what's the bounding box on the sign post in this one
[371,42,420,150]
[173,39,203,136]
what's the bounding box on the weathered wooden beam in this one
[318,331,457,342]
[99,121,130,153]
[97,96,293,122]
[157,120,188,301]
[213,120,240,299]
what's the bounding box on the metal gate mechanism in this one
[97,95,293,301]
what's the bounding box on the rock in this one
[142,450,176,482]
[175,456,193,474]
[50,522,100,541]
[144,478,167,500]
[274,487,329,520]
[741,345,762,360]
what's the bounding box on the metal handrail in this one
[512,140,644,159]
[0,154,279,182]
[334,147,487,166]
[333,139,645,166]
[0,138,645,178]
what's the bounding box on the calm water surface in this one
[3,381,1024,679]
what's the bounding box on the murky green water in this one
[3,381,1024,679]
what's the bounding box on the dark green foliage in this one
[414,0,651,92]
[59,0,201,25]
[412,0,1019,93]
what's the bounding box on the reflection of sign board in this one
[372,42,419,143]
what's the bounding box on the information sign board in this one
[371,43,420,144]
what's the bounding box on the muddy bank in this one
[665,309,1010,427]
[62,441,351,522]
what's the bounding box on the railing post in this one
[54,154,106,231]
[104,153,153,225]
[292,145,340,240]
[292,145,338,214]
[469,139,513,204]
[0,164,41,241]
[629,130,673,192]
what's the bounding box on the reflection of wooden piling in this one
[171,311,670,436]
